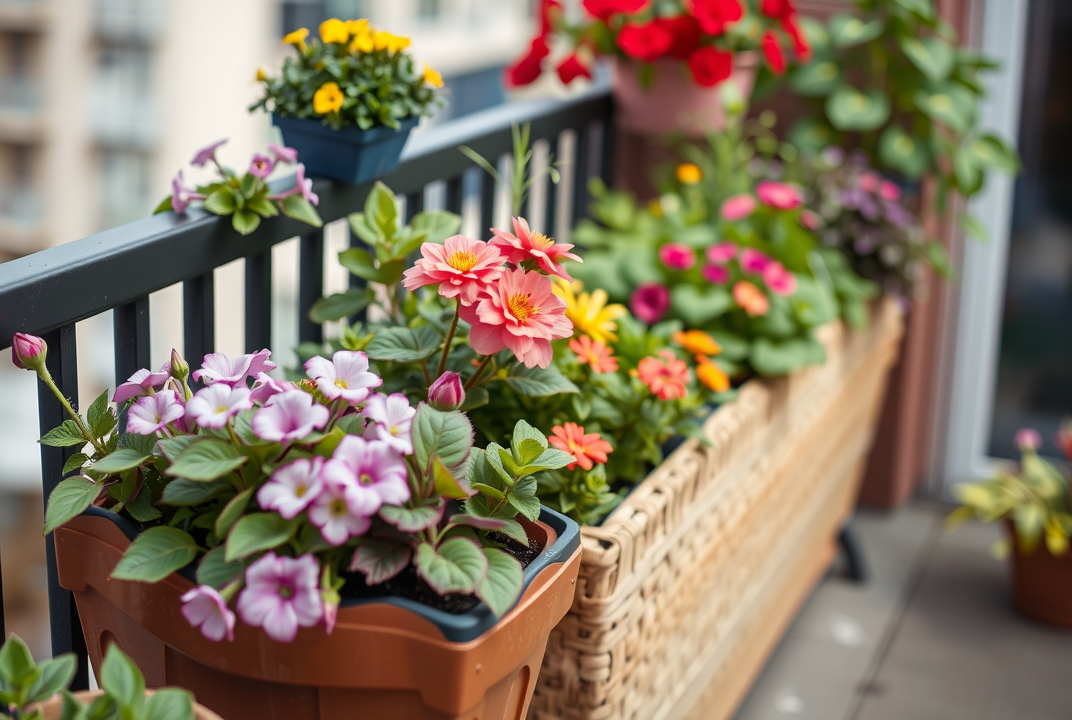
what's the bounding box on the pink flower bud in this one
[11,333,46,371]
[428,372,465,411]
[170,348,190,381]
[1015,428,1041,451]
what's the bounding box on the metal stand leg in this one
[838,520,869,583]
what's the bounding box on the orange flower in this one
[569,335,619,374]
[672,329,721,357]
[733,280,769,317]
[696,357,730,392]
[637,350,689,400]
[549,422,613,471]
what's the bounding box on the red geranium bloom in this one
[781,17,810,61]
[637,351,690,401]
[583,0,648,21]
[616,21,674,63]
[539,0,561,37]
[557,54,592,85]
[761,30,786,75]
[550,422,613,471]
[656,16,702,59]
[761,0,796,19]
[692,0,743,36]
[688,46,733,87]
[505,37,550,87]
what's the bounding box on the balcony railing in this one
[0,85,613,683]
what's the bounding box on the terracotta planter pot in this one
[54,509,582,720]
[33,690,223,720]
[612,54,758,136]
[1007,522,1072,628]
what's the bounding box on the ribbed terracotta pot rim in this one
[32,690,223,720]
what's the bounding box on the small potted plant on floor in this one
[251,18,445,184]
[948,426,1072,628]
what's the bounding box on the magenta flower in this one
[489,216,581,281]
[706,241,738,265]
[402,235,505,306]
[191,139,227,168]
[185,384,253,429]
[1015,428,1042,451]
[127,389,185,435]
[659,243,696,271]
[250,372,296,405]
[268,143,298,164]
[11,332,46,370]
[859,172,879,193]
[304,351,382,406]
[739,248,773,274]
[762,262,797,296]
[249,154,274,179]
[251,390,330,443]
[799,210,821,231]
[879,180,901,202]
[427,371,465,411]
[181,585,235,642]
[361,393,416,455]
[237,553,322,643]
[171,171,204,214]
[258,457,325,520]
[756,181,802,210]
[459,268,573,369]
[630,283,671,325]
[308,479,373,546]
[702,264,730,284]
[323,435,410,516]
[193,349,276,386]
[721,194,756,221]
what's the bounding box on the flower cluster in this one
[253,18,444,131]
[155,139,322,236]
[507,0,810,89]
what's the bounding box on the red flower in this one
[637,351,690,401]
[761,0,796,19]
[583,0,648,21]
[505,37,550,87]
[656,16,702,59]
[557,54,592,85]
[549,422,614,471]
[761,30,786,75]
[692,0,743,36]
[688,46,733,87]
[539,0,561,37]
[781,17,810,61]
[616,21,673,62]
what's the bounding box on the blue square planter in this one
[272,114,419,185]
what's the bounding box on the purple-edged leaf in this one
[379,501,445,532]
[493,518,530,545]
[349,538,412,585]
[433,456,475,499]
[415,537,488,595]
[447,513,508,531]
[476,547,523,617]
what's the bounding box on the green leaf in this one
[225,512,295,561]
[246,195,279,217]
[309,288,372,323]
[415,538,488,594]
[88,449,151,476]
[87,390,110,432]
[829,13,885,48]
[879,124,930,178]
[899,36,955,83]
[202,188,236,215]
[231,209,261,235]
[410,210,461,245]
[40,420,88,448]
[281,194,324,228]
[143,688,195,720]
[156,435,199,461]
[788,60,841,97]
[195,546,243,589]
[411,404,474,471]
[125,485,163,523]
[520,448,575,475]
[503,364,580,397]
[366,181,399,240]
[111,527,198,583]
[215,487,253,538]
[472,482,505,501]
[433,456,474,499]
[476,548,524,617]
[460,385,489,410]
[670,285,732,326]
[338,247,404,284]
[153,195,175,214]
[349,538,412,584]
[826,86,891,132]
[62,453,89,476]
[750,336,826,377]
[968,134,1020,173]
[954,147,983,195]
[914,88,971,134]
[365,325,442,362]
[379,502,445,532]
[160,478,229,506]
[164,438,247,482]
[44,477,100,534]
[27,653,77,704]
[0,633,39,691]
[507,476,541,522]
[99,645,144,709]
[788,117,837,151]
[961,211,987,240]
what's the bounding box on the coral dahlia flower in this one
[490,217,581,281]
[637,351,690,400]
[569,335,619,373]
[402,235,504,305]
[733,281,770,317]
[672,330,721,358]
[696,357,731,393]
[460,268,572,369]
[549,422,613,471]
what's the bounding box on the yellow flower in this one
[388,35,412,53]
[320,18,349,44]
[345,18,369,36]
[423,63,444,88]
[696,357,730,393]
[313,81,345,114]
[553,279,626,345]
[648,198,663,217]
[283,27,309,48]
[349,30,374,54]
[255,67,268,82]
[672,329,721,357]
[676,163,703,185]
[373,30,394,51]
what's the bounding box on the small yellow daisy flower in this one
[553,278,626,345]
[282,27,309,49]
[255,67,268,82]
[423,64,444,88]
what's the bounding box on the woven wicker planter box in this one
[531,300,904,720]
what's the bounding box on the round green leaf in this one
[110,527,199,583]
[879,125,931,178]
[829,14,885,48]
[913,87,973,134]
[365,325,442,362]
[195,546,243,589]
[826,86,891,132]
[789,60,842,97]
[411,404,474,470]
[503,365,580,397]
[164,438,247,483]
[788,118,837,151]
[309,288,371,323]
[225,512,295,561]
[44,477,101,535]
[475,548,524,618]
[899,36,955,82]
[415,538,488,595]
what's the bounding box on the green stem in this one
[419,358,432,387]
[40,372,106,455]
[437,302,461,378]
[464,355,495,391]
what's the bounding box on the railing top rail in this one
[0,85,613,351]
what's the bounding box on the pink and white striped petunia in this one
[236,553,322,643]
[304,351,382,406]
[251,390,330,443]
[193,349,277,386]
[257,457,325,520]
[249,372,297,405]
[490,217,581,281]
[402,235,505,305]
[113,362,172,403]
[361,393,416,454]
[185,384,253,429]
[181,585,236,642]
[127,389,185,435]
[322,435,410,517]
[307,479,373,546]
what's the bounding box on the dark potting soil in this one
[340,533,543,614]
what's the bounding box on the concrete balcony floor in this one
[733,502,1072,720]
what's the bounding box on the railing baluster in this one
[244,251,273,352]
[545,136,560,238]
[38,324,89,690]
[597,117,614,185]
[183,273,215,368]
[480,170,496,235]
[444,177,462,216]
[405,190,424,223]
[113,296,151,386]
[298,229,325,344]
[571,124,591,229]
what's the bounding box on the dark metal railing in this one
[0,84,614,680]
